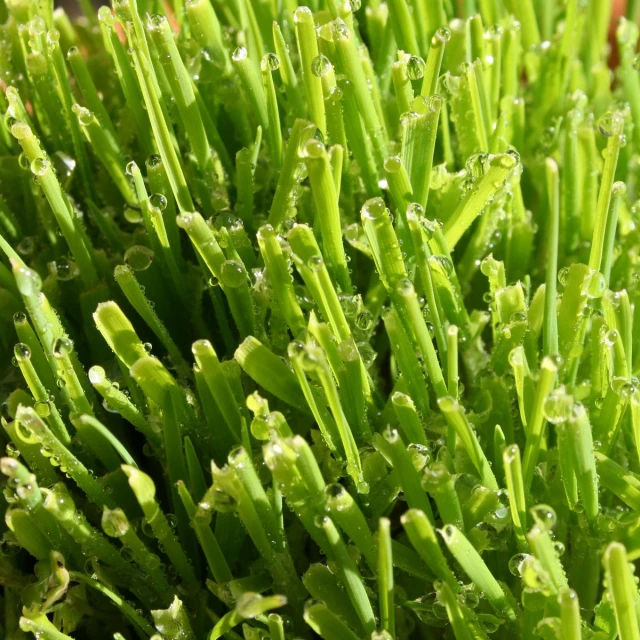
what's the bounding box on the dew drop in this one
[530,504,557,531]
[261,52,280,72]
[124,245,155,271]
[30,156,50,178]
[72,104,94,126]
[543,387,574,424]
[149,193,167,210]
[311,54,331,77]
[597,111,624,138]
[220,260,247,287]
[406,55,425,80]
[34,401,50,418]
[232,46,248,62]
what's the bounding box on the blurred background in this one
[51,0,639,42]
[55,0,100,17]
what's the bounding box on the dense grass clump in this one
[2,0,640,637]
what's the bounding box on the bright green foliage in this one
[1,0,640,638]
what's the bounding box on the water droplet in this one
[393,277,413,297]
[72,104,94,126]
[5,443,19,459]
[612,181,627,197]
[597,111,624,137]
[15,266,42,297]
[357,341,377,368]
[530,504,557,531]
[434,26,451,43]
[146,553,161,569]
[430,254,453,276]
[558,266,569,286]
[220,260,247,287]
[146,154,162,168]
[406,55,425,80]
[384,155,403,174]
[13,343,30,363]
[335,73,354,99]
[543,387,574,424]
[149,193,167,210]
[124,206,143,224]
[17,237,35,256]
[304,138,325,159]
[124,245,154,271]
[11,121,32,140]
[584,269,606,299]
[311,54,331,77]
[102,507,129,537]
[232,46,248,62]
[30,156,50,177]
[324,483,351,511]
[355,310,374,331]
[604,328,619,347]
[34,401,50,418]
[147,13,166,29]
[306,255,324,271]
[261,52,280,72]
[53,337,73,358]
[53,256,79,281]
[98,5,115,24]
[166,513,178,528]
[361,197,387,221]
[331,19,350,41]
[508,552,529,576]
[141,518,154,537]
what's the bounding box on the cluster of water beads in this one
[138,512,179,542]
[398,95,443,131]
[412,592,449,626]
[506,505,567,601]
[335,292,374,333]
[1,464,36,506]
[71,103,95,128]
[412,583,486,629]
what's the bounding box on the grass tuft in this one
[0,0,640,638]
